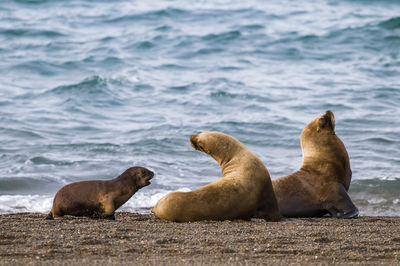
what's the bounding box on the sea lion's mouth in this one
[146,172,154,184]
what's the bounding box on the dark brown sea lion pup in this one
[272,110,359,218]
[152,131,281,222]
[46,166,154,220]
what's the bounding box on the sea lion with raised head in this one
[46,166,154,220]
[272,110,358,218]
[152,131,281,222]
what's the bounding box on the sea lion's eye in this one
[141,170,146,175]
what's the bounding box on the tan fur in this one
[46,167,154,220]
[272,111,358,218]
[152,131,281,222]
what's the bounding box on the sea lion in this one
[152,131,281,222]
[46,166,154,220]
[272,110,359,218]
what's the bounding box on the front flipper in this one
[324,184,359,218]
[102,200,116,220]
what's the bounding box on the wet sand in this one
[0,213,399,265]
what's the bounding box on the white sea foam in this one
[358,205,400,217]
[0,195,53,214]
[0,188,191,215]
[119,187,191,213]
[367,198,387,204]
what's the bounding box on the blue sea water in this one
[0,0,399,216]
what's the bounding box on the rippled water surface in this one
[1,0,399,216]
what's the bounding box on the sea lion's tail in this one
[45,212,54,220]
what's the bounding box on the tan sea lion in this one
[152,131,281,222]
[46,166,154,220]
[272,110,359,218]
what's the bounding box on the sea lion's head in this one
[300,110,349,170]
[121,166,154,188]
[190,131,243,164]
[301,110,336,154]
[307,110,336,135]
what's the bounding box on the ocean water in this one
[0,0,399,216]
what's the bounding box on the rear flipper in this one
[324,184,359,218]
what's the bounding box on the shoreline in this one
[0,213,399,265]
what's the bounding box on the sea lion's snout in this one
[190,134,203,151]
[145,170,154,183]
[146,169,154,177]
[137,168,154,187]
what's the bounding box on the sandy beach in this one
[0,213,399,265]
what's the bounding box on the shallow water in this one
[0,0,399,216]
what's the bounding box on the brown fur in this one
[272,111,358,218]
[46,167,154,220]
[152,131,281,222]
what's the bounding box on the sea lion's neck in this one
[220,157,237,176]
[110,175,138,194]
[302,157,341,171]
[209,142,244,167]
[218,151,248,177]
[108,177,138,210]
[301,149,351,185]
